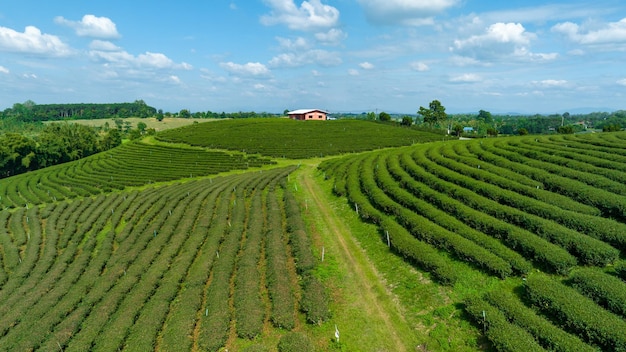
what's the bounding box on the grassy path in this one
[297,162,417,351]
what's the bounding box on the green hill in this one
[321,131,626,351]
[0,118,625,351]
[156,118,445,158]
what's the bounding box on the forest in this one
[0,123,122,178]
[0,100,157,122]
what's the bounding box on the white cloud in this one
[448,56,484,67]
[90,48,192,70]
[220,62,271,77]
[618,78,626,86]
[269,49,341,68]
[276,36,310,50]
[55,14,120,39]
[359,62,375,70]
[348,69,359,76]
[199,68,228,83]
[315,28,346,46]
[357,0,458,25]
[450,73,481,82]
[0,25,71,56]
[137,52,190,69]
[553,18,626,46]
[533,79,568,87]
[474,4,597,26]
[452,22,556,62]
[169,75,181,84]
[89,40,121,51]
[0,66,9,74]
[261,0,340,31]
[455,22,532,48]
[410,61,429,71]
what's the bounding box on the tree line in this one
[0,123,122,178]
[343,101,626,136]
[1,100,156,122]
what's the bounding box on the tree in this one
[418,100,447,128]
[486,127,498,136]
[99,128,122,151]
[453,124,463,136]
[123,121,132,133]
[401,116,413,126]
[378,111,391,122]
[365,112,376,120]
[0,133,37,176]
[179,109,191,118]
[36,123,100,164]
[603,124,621,132]
[477,109,493,124]
[114,118,124,131]
[557,125,574,134]
[128,129,142,140]
[136,121,147,133]
[518,128,529,135]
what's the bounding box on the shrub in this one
[278,332,315,352]
[567,267,626,318]
[615,261,626,281]
[243,344,271,352]
[484,290,596,352]
[300,275,330,325]
[524,274,626,351]
[464,296,545,352]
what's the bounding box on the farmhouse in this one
[287,109,328,121]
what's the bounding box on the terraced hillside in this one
[0,166,336,351]
[2,116,626,351]
[0,141,274,208]
[320,131,626,351]
[156,118,445,158]
[0,118,446,351]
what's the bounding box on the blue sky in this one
[1,0,626,114]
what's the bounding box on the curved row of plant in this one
[0,165,328,351]
[320,132,626,350]
[465,271,626,352]
[320,135,625,280]
[156,118,445,159]
[0,140,274,209]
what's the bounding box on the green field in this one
[45,117,217,132]
[156,118,446,158]
[0,118,625,351]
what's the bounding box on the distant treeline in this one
[336,110,626,135]
[451,110,626,135]
[1,100,157,122]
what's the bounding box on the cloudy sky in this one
[1,0,626,114]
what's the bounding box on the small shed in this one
[287,109,328,121]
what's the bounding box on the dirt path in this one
[299,165,410,352]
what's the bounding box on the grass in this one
[295,163,409,350]
[44,117,219,131]
[292,159,523,351]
